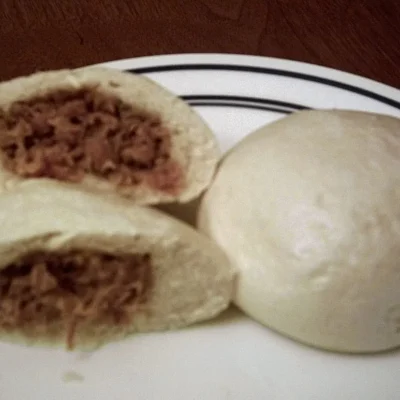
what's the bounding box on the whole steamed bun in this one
[198,109,400,353]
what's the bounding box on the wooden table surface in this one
[0,0,399,88]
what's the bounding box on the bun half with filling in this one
[0,67,219,204]
[0,181,234,350]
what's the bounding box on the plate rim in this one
[94,53,400,108]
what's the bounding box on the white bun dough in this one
[198,110,400,353]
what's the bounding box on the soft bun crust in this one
[0,67,220,205]
[198,109,400,353]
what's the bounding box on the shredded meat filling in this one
[0,251,153,349]
[0,88,183,194]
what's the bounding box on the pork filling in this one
[0,88,183,194]
[0,250,153,349]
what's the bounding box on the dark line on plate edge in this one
[187,102,291,114]
[128,64,400,111]
[182,95,309,110]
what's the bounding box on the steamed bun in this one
[198,109,400,353]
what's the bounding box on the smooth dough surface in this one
[198,109,400,353]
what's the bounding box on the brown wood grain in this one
[0,0,399,87]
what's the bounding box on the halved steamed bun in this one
[0,67,219,205]
[0,181,235,350]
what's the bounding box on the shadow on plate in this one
[185,305,245,331]
[154,195,202,228]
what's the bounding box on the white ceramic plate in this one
[2,54,400,400]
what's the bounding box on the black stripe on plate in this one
[128,64,400,111]
[181,95,309,111]
[187,102,291,114]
